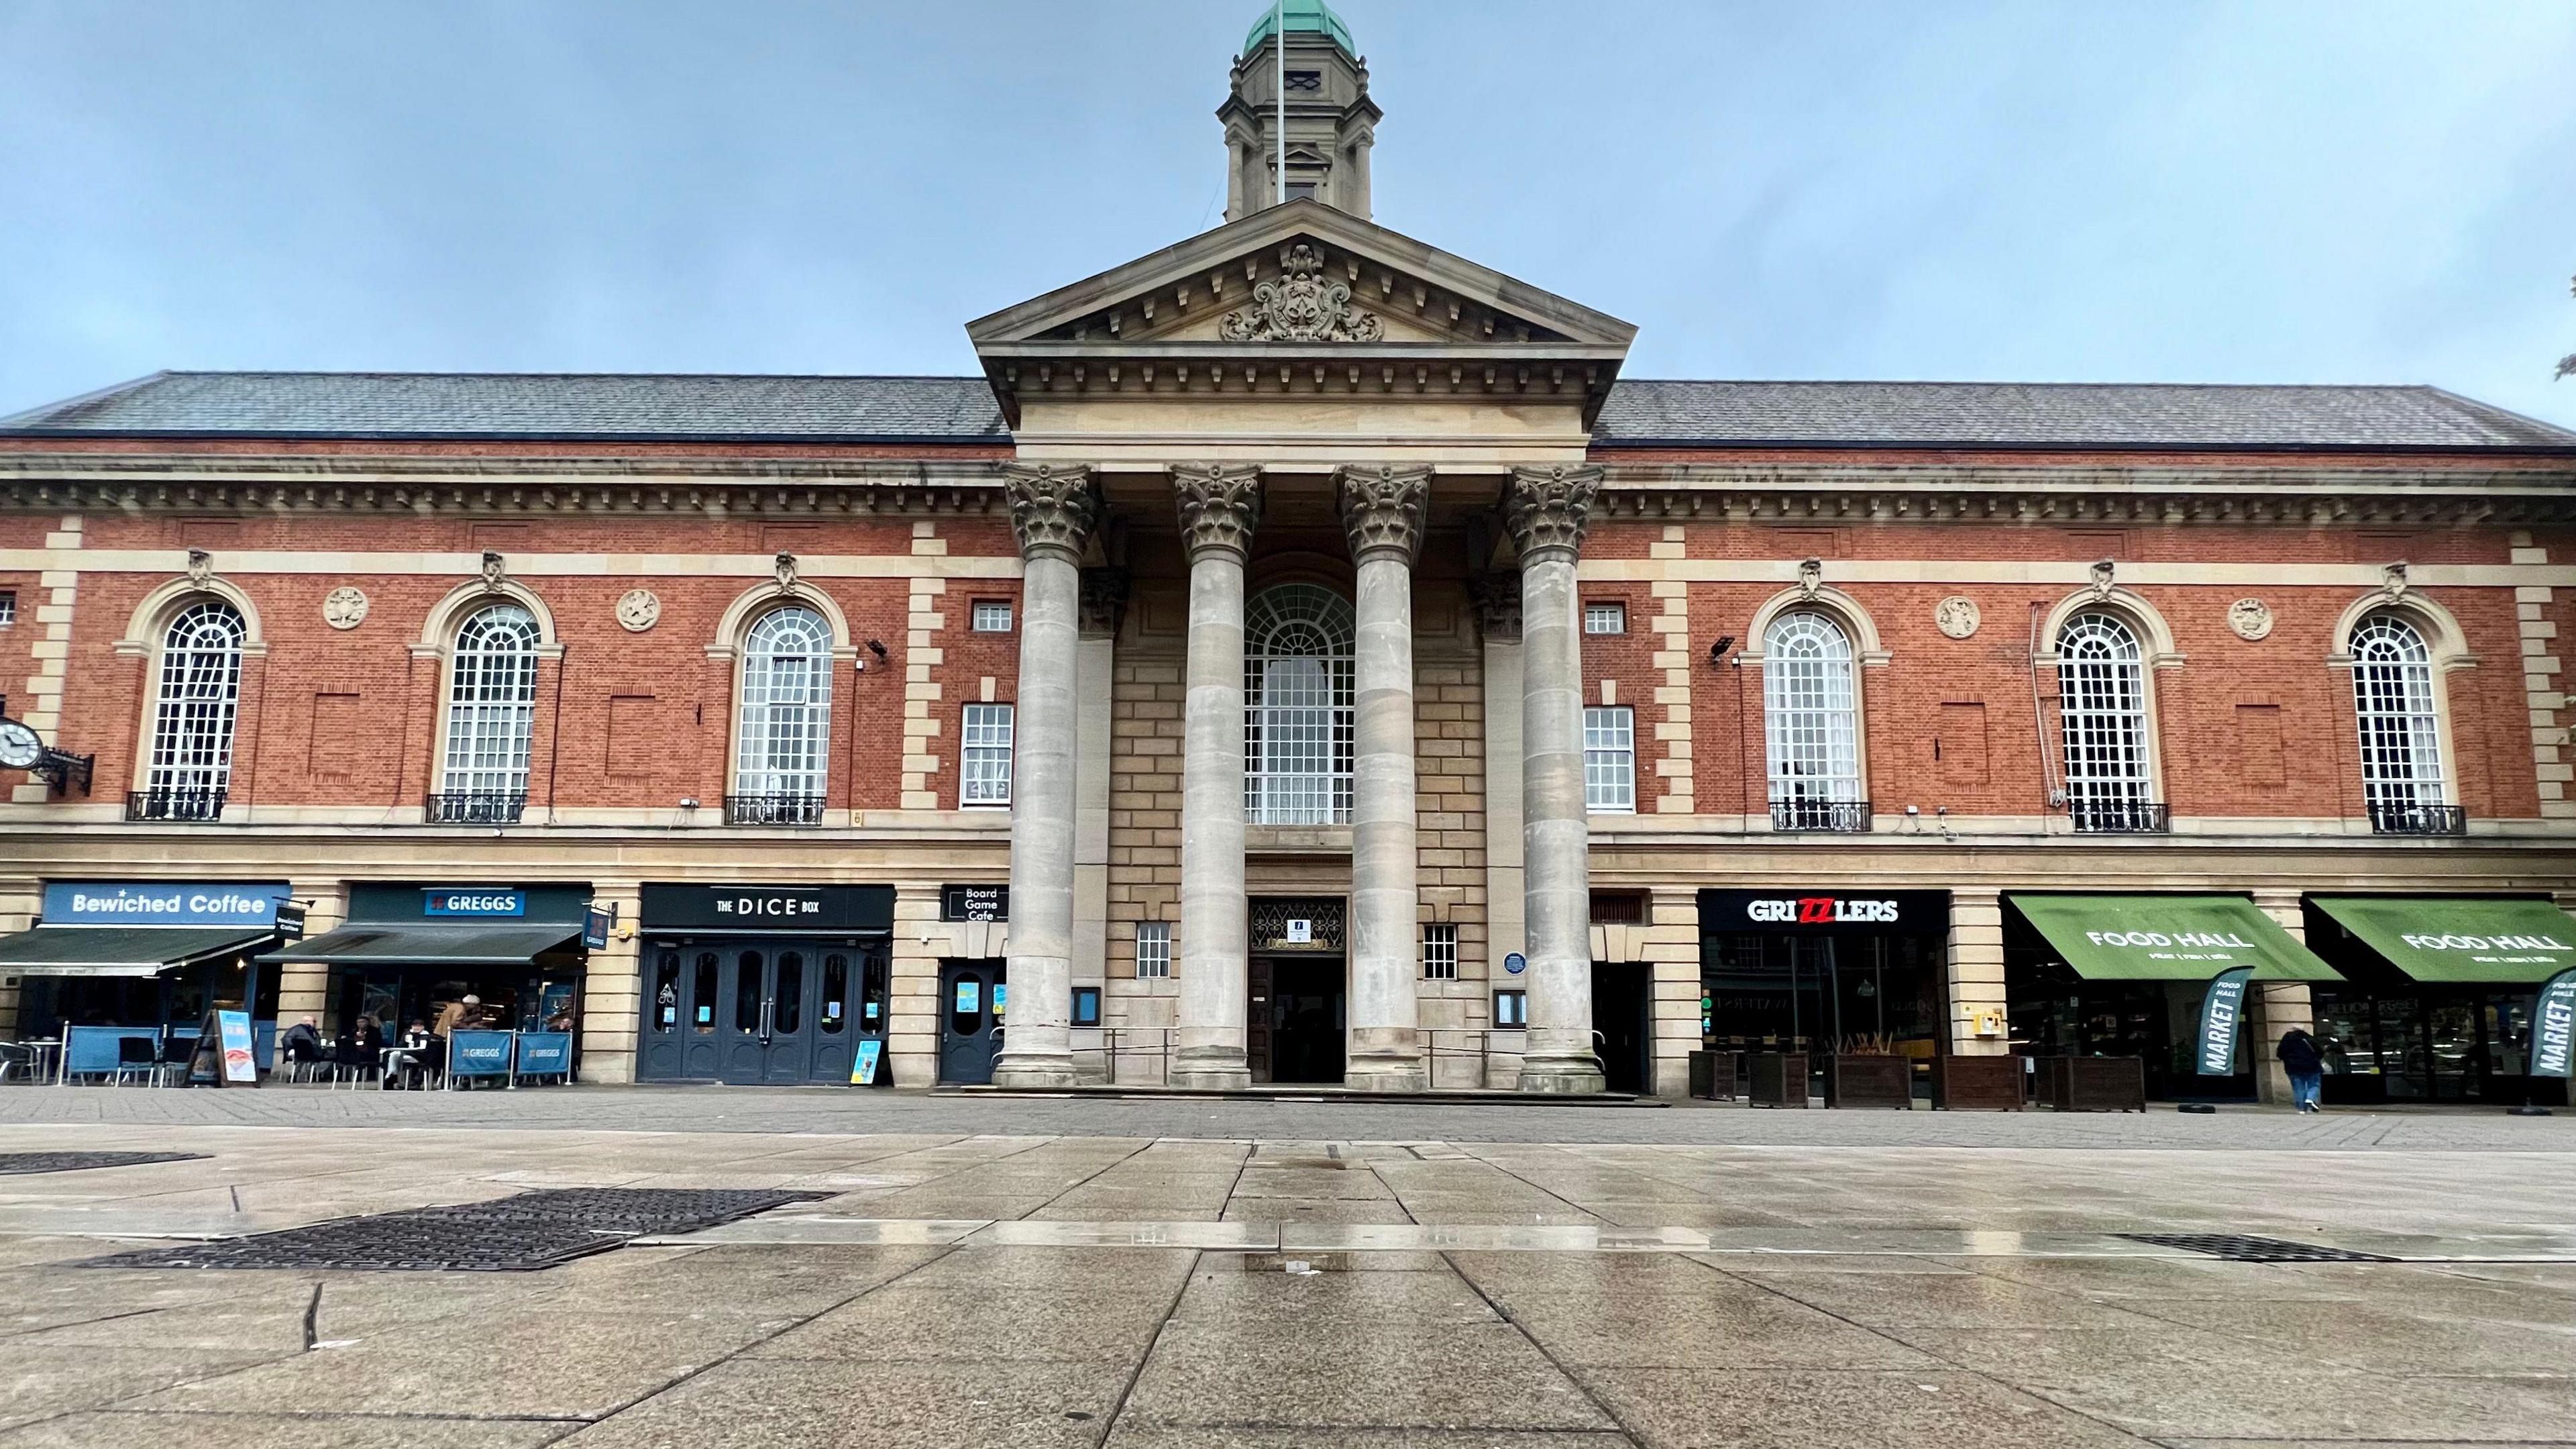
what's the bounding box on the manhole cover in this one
[0,1152,207,1175]
[76,1187,828,1273]
[2118,1232,2398,1263]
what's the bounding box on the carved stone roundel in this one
[616,588,662,633]
[1934,596,1980,640]
[2228,597,2273,641]
[321,586,370,631]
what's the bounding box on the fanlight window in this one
[2351,613,2445,814]
[1244,583,1354,825]
[440,604,541,798]
[144,601,246,802]
[1763,611,1861,806]
[2055,612,2154,812]
[737,606,833,800]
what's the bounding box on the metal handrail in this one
[2069,799,2169,833]
[2369,802,2467,837]
[425,791,527,824]
[125,787,225,822]
[724,793,826,826]
[1770,798,1872,833]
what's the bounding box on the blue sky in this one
[3,0,2571,426]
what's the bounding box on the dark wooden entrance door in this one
[1593,961,1653,1094]
[938,960,1006,1084]
[1266,955,1346,1085]
[643,940,877,1083]
[710,947,816,1085]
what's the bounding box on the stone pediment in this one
[967,199,1634,352]
[967,199,1635,427]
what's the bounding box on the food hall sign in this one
[1700,890,1947,935]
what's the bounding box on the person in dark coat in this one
[2278,1026,2325,1113]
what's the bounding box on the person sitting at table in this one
[344,1016,383,1074]
[280,1016,325,1064]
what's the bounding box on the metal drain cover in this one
[0,1152,207,1175]
[76,1187,830,1273]
[2119,1232,2398,1263]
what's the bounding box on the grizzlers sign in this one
[1699,889,1949,936]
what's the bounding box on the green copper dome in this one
[1245,0,1356,54]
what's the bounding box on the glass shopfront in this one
[1698,889,1949,1099]
[268,883,591,1052]
[2004,894,2341,1101]
[0,880,295,1044]
[2302,896,2576,1107]
[636,884,893,1084]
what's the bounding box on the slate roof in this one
[0,372,1011,443]
[1592,380,2576,449]
[4,370,2571,451]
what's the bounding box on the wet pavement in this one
[0,1101,2570,1446]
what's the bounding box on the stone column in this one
[1339,465,1431,1091]
[1071,568,1126,1083]
[1170,464,1261,1089]
[992,463,1097,1087]
[1506,465,1607,1093]
[1945,890,2010,1056]
[2250,890,2314,1106]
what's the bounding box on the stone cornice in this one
[1597,462,2576,526]
[0,454,1009,517]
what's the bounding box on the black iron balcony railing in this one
[2069,799,2169,834]
[425,792,527,824]
[126,787,226,822]
[726,793,826,826]
[1770,798,1873,833]
[2369,802,2468,837]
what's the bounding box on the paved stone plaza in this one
[0,1092,2572,1446]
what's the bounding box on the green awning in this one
[2310,897,2576,984]
[2009,894,2341,982]
[0,926,273,979]
[259,923,582,969]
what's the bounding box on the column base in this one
[992,1051,1079,1089]
[1346,1030,1424,1091]
[1169,1044,1250,1091]
[1517,1054,1607,1095]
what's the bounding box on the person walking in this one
[2278,1024,2325,1113]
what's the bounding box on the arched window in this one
[1244,583,1354,825]
[735,606,833,820]
[140,600,244,820]
[1764,610,1862,828]
[2351,612,2447,830]
[2055,612,2157,830]
[437,604,541,818]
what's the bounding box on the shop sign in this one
[641,884,894,933]
[217,1010,257,1085]
[2534,969,2576,1079]
[1700,889,1949,935]
[43,881,290,928]
[2195,967,2255,1075]
[582,905,616,950]
[425,889,526,918]
[851,1038,885,1085]
[942,884,1008,922]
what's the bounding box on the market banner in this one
[2196,967,2255,1075]
[2533,967,2576,1079]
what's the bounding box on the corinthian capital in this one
[1467,572,1523,641]
[1002,463,1098,563]
[1336,464,1431,566]
[1503,464,1602,563]
[1171,464,1263,564]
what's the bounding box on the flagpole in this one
[1274,0,1286,205]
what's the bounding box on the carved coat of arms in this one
[1220,244,1384,342]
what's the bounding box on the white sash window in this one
[737,606,833,800]
[440,604,541,799]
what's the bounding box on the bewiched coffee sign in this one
[1700,889,1949,935]
[641,884,894,933]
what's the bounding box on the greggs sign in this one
[1699,889,1947,936]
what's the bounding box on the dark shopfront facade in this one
[0,880,296,1040]
[1697,889,1951,1099]
[2004,894,2341,1102]
[269,883,591,1049]
[2302,896,2576,1108]
[637,884,893,1085]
